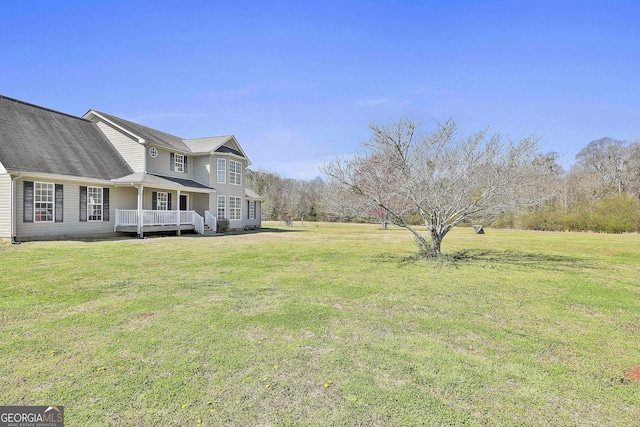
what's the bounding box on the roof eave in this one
[84,110,146,144]
[8,170,119,185]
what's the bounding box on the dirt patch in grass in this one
[624,365,640,384]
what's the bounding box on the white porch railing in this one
[193,212,204,235]
[204,210,217,233]
[115,210,138,228]
[115,210,205,234]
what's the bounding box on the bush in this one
[216,218,230,233]
[520,204,566,231]
[519,195,639,233]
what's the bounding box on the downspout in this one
[10,172,23,244]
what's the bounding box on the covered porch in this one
[111,173,217,237]
[114,209,219,235]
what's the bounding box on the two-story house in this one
[0,95,261,241]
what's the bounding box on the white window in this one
[217,195,226,219]
[149,147,158,158]
[249,200,255,220]
[217,158,226,183]
[157,192,169,210]
[229,196,241,220]
[229,160,242,185]
[174,153,185,173]
[34,182,54,222]
[87,186,103,221]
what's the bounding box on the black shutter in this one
[55,184,63,222]
[103,188,110,221]
[170,153,175,171]
[23,181,34,222]
[168,193,172,210]
[152,192,157,210]
[184,156,188,173]
[79,186,87,221]
[247,201,250,219]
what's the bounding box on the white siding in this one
[147,147,194,180]
[0,174,11,238]
[245,200,262,228]
[192,193,210,217]
[15,177,137,240]
[211,154,253,229]
[95,120,145,173]
[192,155,210,187]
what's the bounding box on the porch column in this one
[176,190,181,236]
[138,185,144,238]
[10,174,18,242]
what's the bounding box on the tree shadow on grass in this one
[377,249,594,271]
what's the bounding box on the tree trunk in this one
[430,229,442,257]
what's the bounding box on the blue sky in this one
[3,0,638,179]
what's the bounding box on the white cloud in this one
[354,97,392,106]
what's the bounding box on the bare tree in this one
[321,179,361,222]
[321,118,554,257]
[349,151,412,228]
[575,138,640,195]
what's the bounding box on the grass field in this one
[1,222,639,426]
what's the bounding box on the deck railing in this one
[204,210,217,233]
[115,210,204,234]
[193,212,204,235]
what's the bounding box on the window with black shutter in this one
[23,181,34,223]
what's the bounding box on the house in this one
[0,95,262,241]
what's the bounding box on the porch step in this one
[200,224,219,236]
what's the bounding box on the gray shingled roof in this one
[0,95,134,180]
[112,173,215,191]
[184,136,233,153]
[245,188,263,200]
[91,110,193,153]
[149,174,214,190]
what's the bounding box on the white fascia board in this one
[225,136,252,166]
[0,160,6,174]
[12,171,117,186]
[216,152,247,162]
[84,110,146,144]
[113,182,213,193]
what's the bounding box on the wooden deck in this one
[115,224,196,233]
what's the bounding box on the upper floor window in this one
[230,160,242,185]
[34,182,55,222]
[174,153,185,173]
[217,158,226,183]
[87,186,103,221]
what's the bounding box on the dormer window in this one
[170,153,187,173]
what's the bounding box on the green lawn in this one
[1,223,639,426]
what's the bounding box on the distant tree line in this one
[247,136,640,234]
[494,137,640,233]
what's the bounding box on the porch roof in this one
[112,172,215,192]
